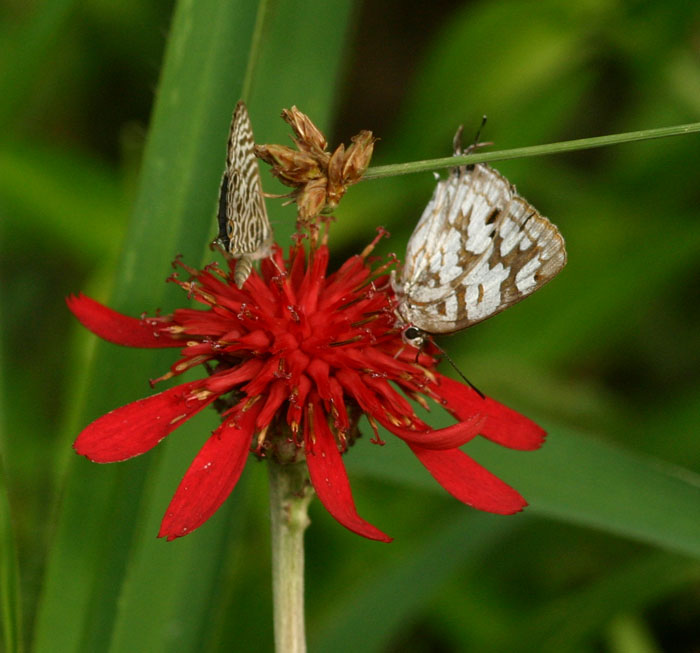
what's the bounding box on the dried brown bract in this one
[255,106,376,226]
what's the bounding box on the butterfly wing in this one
[216,101,273,286]
[396,164,566,333]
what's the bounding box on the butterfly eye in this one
[402,326,424,347]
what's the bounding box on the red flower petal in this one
[287,374,311,435]
[158,403,261,540]
[241,269,279,315]
[382,413,486,450]
[361,374,415,418]
[74,380,216,462]
[306,358,332,400]
[256,380,289,428]
[306,399,392,542]
[66,293,183,348]
[435,375,546,450]
[408,444,527,514]
[319,254,370,309]
[335,367,386,419]
[298,245,328,315]
[204,359,264,393]
[288,242,306,287]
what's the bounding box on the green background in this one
[1,0,699,651]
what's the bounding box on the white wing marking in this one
[394,163,567,334]
[462,260,510,322]
[514,257,541,293]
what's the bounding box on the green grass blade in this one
[346,422,700,559]
[312,512,515,653]
[0,457,23,653]
[108,0,355,647]
[34,0,355,651]
[363,122,700,180]
[0,141,128,265]
[32,0,262,650]
[517,426,700,557]
[500,552,700,652]
[0,0,78,133]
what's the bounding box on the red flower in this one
[68,233,545,542]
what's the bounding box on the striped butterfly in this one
[215,101,273,288]
[393,134,567,347]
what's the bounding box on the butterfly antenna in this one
[471,115,488,150]
[453,125,465,156]
[430,338,486,399]
[452,116,490,172]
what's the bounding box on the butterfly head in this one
[401,325,426,348]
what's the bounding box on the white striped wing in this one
[395,163,566,333]
[216,101,273,287]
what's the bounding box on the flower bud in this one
[281,106,328,156]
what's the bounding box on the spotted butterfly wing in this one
[394,162,566,336]
[216,101,273,288]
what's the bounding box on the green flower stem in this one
[268,460,314,653]
[363,122,700,180]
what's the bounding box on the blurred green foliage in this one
[1,0,699,651]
